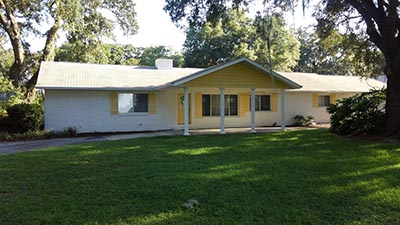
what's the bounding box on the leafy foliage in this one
[293,114,314,127]
[55,43,141,65]
[2,103,43,133]
[294,28,384,76]
[183,9,299,70]
[327,90,386,136]
[0,76,24,115]
[253,13,300,71]
[139,46,184,67]
[0,126,77,142]
[55,44,184,67]
[0,0,138,86]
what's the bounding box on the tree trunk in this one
[8,35,25,86]
[0,0,25,87]
[385,65,400,137]
[8,57,24,87]
[26,16,61,90]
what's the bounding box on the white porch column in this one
[250,87,256,133]
[183,87,190,136]
[220,87,225,134]
[280,89,286,131]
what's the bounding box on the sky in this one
[27,0,316,52]
[116,0,316,51]
[115,0,187,51]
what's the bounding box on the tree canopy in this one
[294,28,384,76]
[0,0,138,87]
[183,9,299,71]
[55,43,184,67]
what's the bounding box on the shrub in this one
[60,126,78,137]
[0,127,78,141]
[4,103,43,133]
[327,89,385,136]
[0,76,25,114]
[294,114,314,126]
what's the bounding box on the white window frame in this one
[318,95,331,107]
[202,94,238,117]
[118,93,149,114]
[250,95,271,111]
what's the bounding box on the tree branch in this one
[0,0,25,86]
[386,0,399,38]
[347,0,385,52]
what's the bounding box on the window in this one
[318,95,331,107]
[202,94,238,116]
[118,93,148,113]
[250,95,271,111]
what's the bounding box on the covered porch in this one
[170,58,302,135]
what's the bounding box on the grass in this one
[0,129,400,225]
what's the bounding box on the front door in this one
[177,93,191,125]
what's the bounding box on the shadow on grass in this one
[0,129,399,225]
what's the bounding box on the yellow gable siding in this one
[184,64,287,88]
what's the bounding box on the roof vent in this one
[155,58,173,70]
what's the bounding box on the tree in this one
[294,28,384,76]
[183,9,299,70]
[139,46,184,67]
[55,43,184,67]
[0,0,138,88]
[0,35,12,77]
[253,12,300,71]
[183,9,258,67]
[163,0,400,137]
[55,43,142,65]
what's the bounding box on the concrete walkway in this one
[0,127,319,155]
[0,130,180,155]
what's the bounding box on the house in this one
[36,57,385,134]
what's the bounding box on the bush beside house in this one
[327,89,385,136]
[2,103,43,133]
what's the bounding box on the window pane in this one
[229,95,238,115]
[202,95,211,116]
[224,95,229,115]
[212,95,220,116]
[318,95,330,107]
[324,96,330,106]
[255,95,260,111]
[318,96,324,107]
[260,95,271,111]
[118,93,133,113]
[133,94,148,112]
[249,95,260,111]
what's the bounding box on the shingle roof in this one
[36,61,203,90]
[36,61,386,92]
[280,72,385,93]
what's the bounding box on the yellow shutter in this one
[110,91,118,115]
[330,93,337,104]
[195,92,202,118]
[271,93,278,112]
[239,92,250,117]
[312,94,319,108]
[149,92,156,114]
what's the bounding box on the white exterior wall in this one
[44,89,356,133]
[285,92,354,124]
[44,90,178,133]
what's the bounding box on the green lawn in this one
[1,129,400,225]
